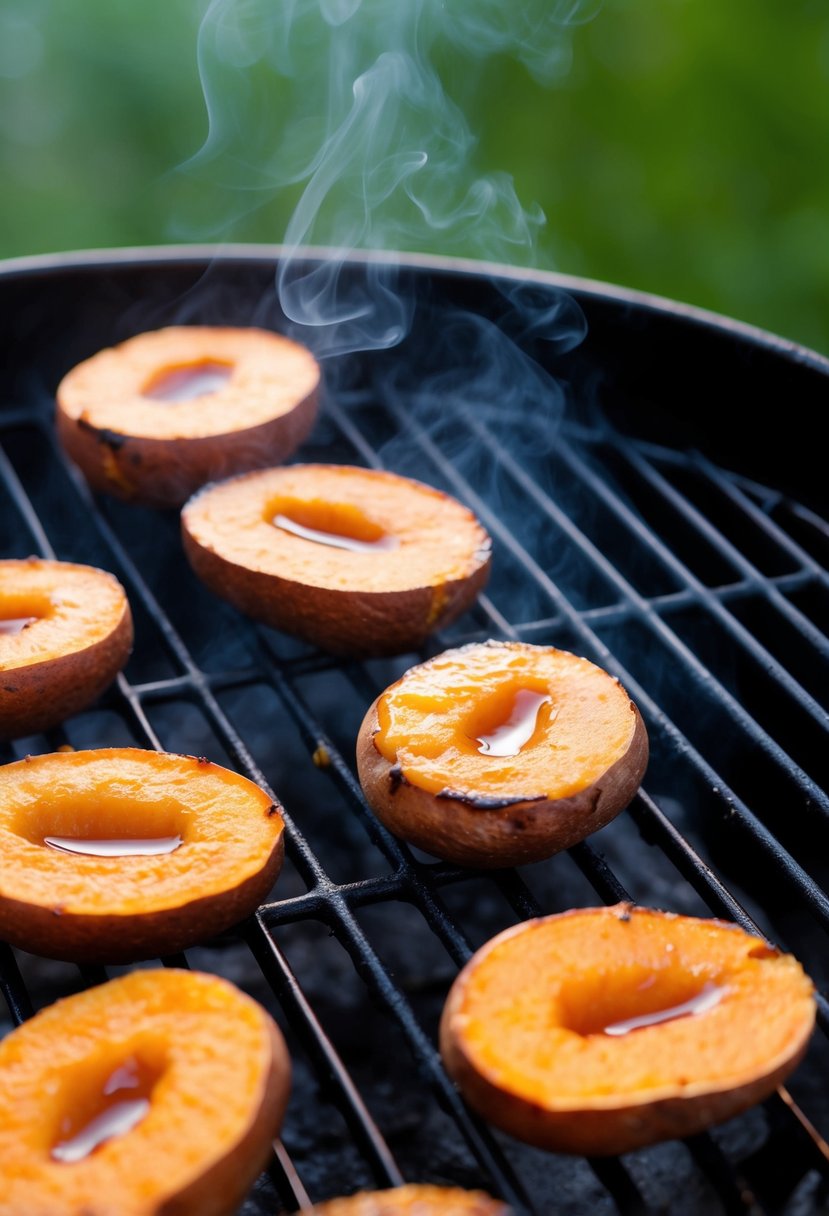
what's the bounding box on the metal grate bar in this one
[247,920,408,1194]
[562,436,827,733]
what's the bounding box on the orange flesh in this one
[57,326,320,439]
[0,968,284,1212]
[0,749,282,917]
[454,908,815,1106]
[184,465,491,593]
[375,642,637,798]
[0,561,127,671]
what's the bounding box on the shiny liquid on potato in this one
[143,361,233,403]
[475,689,553,757]
[273,513,399,554]
[0,616,37,635]
[51,1058,154,1163]
[603,982,726,1036]
[44,835,183,857]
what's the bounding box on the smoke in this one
[184,0,597,354]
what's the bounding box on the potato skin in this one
[181,522,491,658]
[56,398,318,510]
[356,695,648,867]
[439,909,817,1156]
[0,835,284,964]
[441,997,812,1155]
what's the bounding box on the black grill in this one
[1,247,827,1215]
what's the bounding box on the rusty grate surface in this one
[0,250,827,1216]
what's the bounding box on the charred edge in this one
[77,417,129,450]
[615,902,635,923]
[266,803,280,817]
[388,764,405,794]
[195,755,211,766]
[436,787,546,810]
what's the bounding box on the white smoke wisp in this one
[187,0,597,354]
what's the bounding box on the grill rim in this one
[2,242,829,378]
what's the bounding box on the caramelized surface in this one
[375,642,638,798]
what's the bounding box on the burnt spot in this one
[3,685,18,693]
[195,755,211,766]
[266,803,280,817]
[436,787,546,810]
[77,417,129,450]
[388,764,405,794]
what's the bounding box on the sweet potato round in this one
[303,1185,511,1214]
[440,905,817,1156]
[56,326,320,507]
[0,747,285,962]
[181,464,492,656]
[0,967,291,1216]
[0,558,133,739]
[356,641,648,867]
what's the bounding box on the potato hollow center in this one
[269,496,398,553]
[51,1052,164,1163]
[0,592,52,636]
[15,796,186,851]
[558,971,727,1037]
[142,360,234,403]
[466,683,554,758]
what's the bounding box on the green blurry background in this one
[1,0,828,353]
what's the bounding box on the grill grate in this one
[0,249,827,1215]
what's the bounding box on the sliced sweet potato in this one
[181,465,492,656]
[0,558,133,739]
[0,747,284,962]
[357,641,648,867]
[303,1185,511,1214]
[56,326,320,507]
[440,905,817,1155]
[0,968,290,1216]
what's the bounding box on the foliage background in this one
[1,0,827,354]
